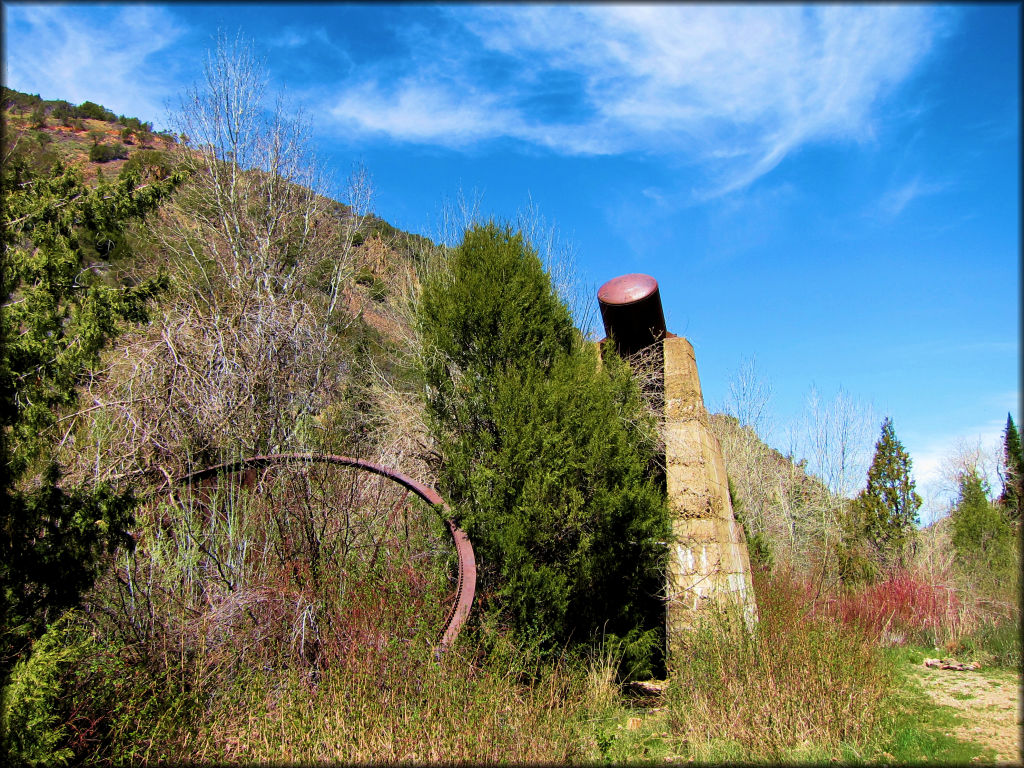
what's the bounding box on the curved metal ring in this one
[162,453,476,652]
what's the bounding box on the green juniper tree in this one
[849,417,921,572]
[418,223,668,674]
[1,158,182,681]
[951,469,1014,574]
[998,413,1022,522]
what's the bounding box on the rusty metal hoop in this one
[163,452,476,652]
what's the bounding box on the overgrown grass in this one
[956,616,1022,668]
[3,615,620,765]
[5,468,1014,766]
[178,635,598,763]
[0,463,622,765]
[6,564,1012,765]
[665,568,895,763]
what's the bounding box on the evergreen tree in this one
[418,223,668,673]
[1,159,182,680]
[850,417,921,571]
[998,413,1022,522]
[951,469,1013,572]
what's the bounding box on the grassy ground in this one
[3,568,1016,765]
[571,646,1008,765]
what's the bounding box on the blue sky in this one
[3,2,1019,521]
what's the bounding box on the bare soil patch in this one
[911,664,1022,764]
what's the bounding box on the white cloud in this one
[907,422,1008,526]
[268,26,331,49]
[3,4,186,128]
[877,176,950,218]
[326,4,952,195]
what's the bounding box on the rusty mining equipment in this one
[159,453,476,654]
[598,274,758,655]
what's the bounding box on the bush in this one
[118,149,172,180]
[417,223,668,668]
[88,142,128,163]
[951,470,1015,574]
[29,105,46,129]
[76,100,115,122]
[1,617,89,767]
[355,266,387,301]
[824,569,966,648]
[667,568,894,762]
[52,101,73,125]
[957,617,1022,668]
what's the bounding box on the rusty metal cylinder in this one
[597,273,667,357]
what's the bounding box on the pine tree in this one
[1,159,182,680]
[998,413,1022,522]
[951,469,1013,572]
[850,417,922,571]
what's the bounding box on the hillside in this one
[2,85,437,327]
[2,86,447,491]
[709,412,842,573]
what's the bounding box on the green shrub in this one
[2,160,180,679]
[88,142,128,163]
[958,618,1022,668]
[730,477,774,571]
[355,266,387,301]
[951,470,1015,574]
[118,148,172,180]
[0,617,87,767]
[52,101,73,125]
[417,223,667,667]
[76,100,115,122]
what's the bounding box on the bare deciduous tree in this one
[790,386,875,500]
[721,355,774,440]
[70,32,373,480]
[712,382,875,577]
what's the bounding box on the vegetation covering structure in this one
[417,223,669,675]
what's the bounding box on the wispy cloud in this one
[876,176,950,218]
[326,5,953,195]
[3,4,186,128]
[268,26,331,50]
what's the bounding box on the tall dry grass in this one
[171,636,595,764]
[667,568,894,762]
[37,458,618,765]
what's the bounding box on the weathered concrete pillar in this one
[663,336,757,646]
[597,274,757,659]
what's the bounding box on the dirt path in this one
[910,664,1022,764]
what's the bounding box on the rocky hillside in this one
[3,86,447,489]
[2,86,439,340]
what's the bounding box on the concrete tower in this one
[597,274,757,656]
